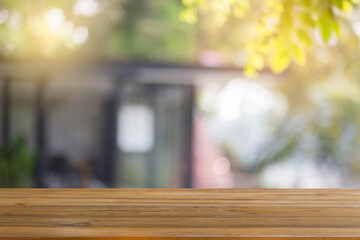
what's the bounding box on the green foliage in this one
[0,0,197,62]
[181,0,359,77]
[246,73,360,181]
[270,51,290,74]
[0,137,35,187]
[105,0,196,63]
[181,0,250,25]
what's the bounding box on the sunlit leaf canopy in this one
[178,0,360,182]
[0,0,91,58]
[1,0,360,73]
[0,0,196,62]
[181,0,359,77]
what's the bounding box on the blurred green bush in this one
[0,137,35,187]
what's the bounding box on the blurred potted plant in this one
[0,137,35,187]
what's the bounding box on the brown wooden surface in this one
[0,189,359,239]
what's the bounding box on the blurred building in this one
[0,61,242,188]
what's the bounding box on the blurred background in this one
[0,0,359,188]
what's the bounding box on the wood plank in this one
[0,189,359,239]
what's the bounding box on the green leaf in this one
[179,7,197,24]
[250,52,265,70]
[299,13,315,27]
[297,29,312,47]
[290,44,306,66]
[301,0,312,7]
[332,20,341,37]
[270,51,290,73]
[331,0,343,10]
[233,0,250,18]
[318,11,332,43]
[244,63,258,78]
[342,1,354,14]
[182,0,196,7]
[280,12,293,33]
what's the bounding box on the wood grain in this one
[0,189,359,239]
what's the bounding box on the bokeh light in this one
[212,157,231,175]
[45,8,65,34]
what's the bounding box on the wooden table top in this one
[0,189,359,239]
